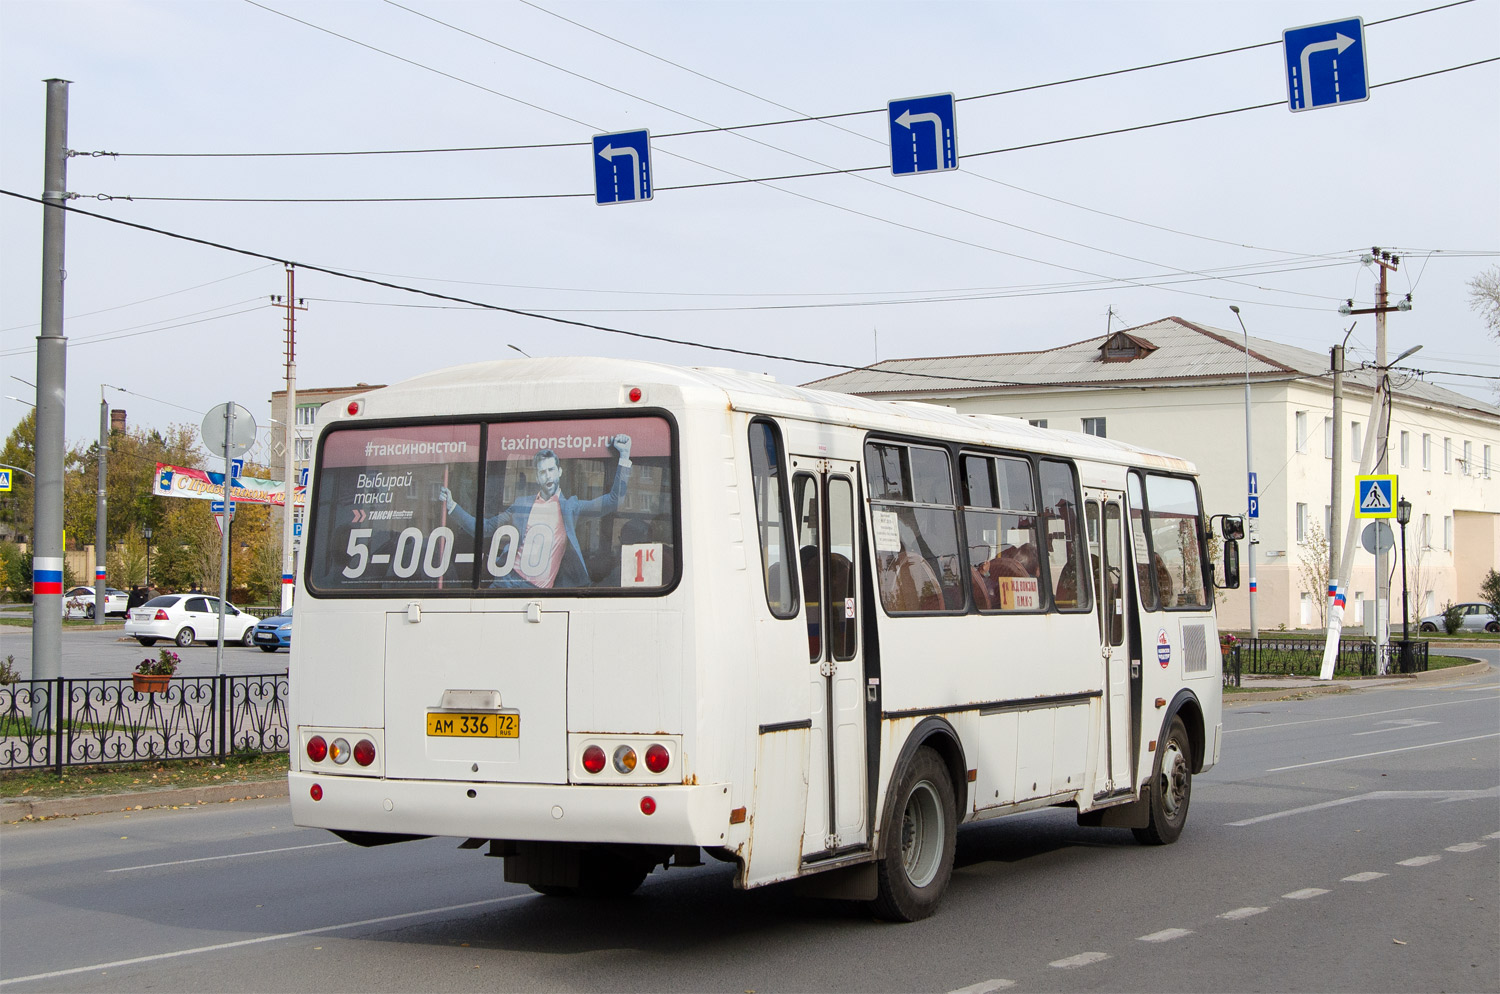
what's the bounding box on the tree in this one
[0,410,36,541]
[1481,568,1500,616]
[1469,266,1500,343]
[1297,524,1330,628]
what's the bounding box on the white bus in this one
[289,358,1241,921]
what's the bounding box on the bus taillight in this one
[612,745,637,774]
[644,744,670,774]
[582,745,606,774]
[353,739,376,767]
[306,735,327,763]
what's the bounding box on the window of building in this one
[1028,419,1048,429]
[1350,421,1362,460]
[295,404,319,426]
[1081,417,1106,438]
[1422,433,1432,470]
[295,437,311,461]
[1353,592,1365,625]
[1324,504,1332,536]
[1443,515,1453,551]
[1296,503,1309,543]
[1422,591,1435,616]
[1400,430,1409,467]
[1444,437,1453,473]
[1295,411,1308,453]
[1324,417,1333,459]
[1462,440,1472,476]
[1420,513,1431,549]
[1300,592,1312,626]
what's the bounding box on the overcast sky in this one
[2,0,1496,466]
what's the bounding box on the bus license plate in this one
[426,712,519,738]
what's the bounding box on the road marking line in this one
[1342,871,1388,883]
[1226,695,1499,734]
[1219,907,1269,920]
[1227,786,1499,826]
[1138,928,1193,942]
[1282,888,1329,900]
[107,841,344,873]
[948,981,1015,994]
[0,894,531,986]
[1487,832,1500,840]
[1265,733,1500,772]
[1049,952,1109,969]
[1445,842,1485,853]
[1398,855,1441,867]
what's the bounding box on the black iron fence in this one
[1221,637,1428,687]
[0,674,289,772]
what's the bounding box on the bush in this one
[1442,601,1464,635]
[1482,568,1500,617]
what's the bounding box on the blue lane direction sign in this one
[592,130,652,205]
[888,94,958,176]
[230,458,244,479]
[1355,474,1397,519]
[1283,17,1368,112]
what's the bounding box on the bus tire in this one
[1133,716,1192,846]
[870,747,956,922]
[577,848,650,898]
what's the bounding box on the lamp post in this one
[1396,496,1412,673]
[1229,305,1257,638]
[143,526,153,588]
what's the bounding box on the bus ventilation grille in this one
[1182,625,1208,673]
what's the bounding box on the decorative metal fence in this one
[1221,637,1428,687]
[0,674,289,773]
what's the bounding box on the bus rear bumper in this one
[288,772,734,847]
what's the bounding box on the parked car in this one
[124,593,258,647]
[1418,602,1499,633]
[62,586,129,619]
[252,606,293,652]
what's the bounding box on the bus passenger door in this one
[1085,491,1132,797]
[793,465,868,859]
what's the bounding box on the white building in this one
[808,316,1500,632]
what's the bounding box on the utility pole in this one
[272,266,307,613]
[94,386,108,626]
[33,79,71,698]
[1328,324,1355,622]
[1320,248,1411,679]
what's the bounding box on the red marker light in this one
[310,783,323,801]
[353,739,376,767]
[644,743,670,774]
[346,400,360,416]
[306,735,327,763]
[628,387,642,403]
[582,745,606,774]
[640,796,656,815]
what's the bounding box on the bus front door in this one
[1086,491,1133,798]
[793,466,868,859]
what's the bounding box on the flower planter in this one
[132,673,171,694]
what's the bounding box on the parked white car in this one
[62,586,129,619]
[1418,602,1500,633]
[124,593,258,647]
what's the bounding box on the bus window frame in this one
[864,437,967,617]
[304,408,683,600]
[1038,457,1093,615]
[749,417,801,621]
[957,449,1046,615]
[1129,468,1213,613]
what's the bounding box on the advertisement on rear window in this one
[307,417,676,595]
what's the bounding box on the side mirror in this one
[1219,515,1245,541]
[1222,538,1241,589]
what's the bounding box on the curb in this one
[1224,659,1491,706]
[2,778,289,823]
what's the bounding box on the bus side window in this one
[866,442,964,615]
[1040,459,1090,612]
[750,420,799,619]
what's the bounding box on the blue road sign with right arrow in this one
[592,130,653,205]
[1283,17,1368,112]
[888,93,958,176]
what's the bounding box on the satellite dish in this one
[202,403,256,458]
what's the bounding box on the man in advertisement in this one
[437,434,632,588]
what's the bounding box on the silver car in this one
[1418,601,1499,633]
[124,593,258,647]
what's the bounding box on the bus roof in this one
[341,357,1198,475]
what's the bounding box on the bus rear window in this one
[307,416,676,595]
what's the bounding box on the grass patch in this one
[0,716,140,736]
[1,750,288,800]
[0,616,125,628]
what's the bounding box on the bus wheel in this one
[577,849,650,898]
[1134,716,1192,846]
[870,748,956,922]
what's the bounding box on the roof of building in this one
[804,316,1499,419]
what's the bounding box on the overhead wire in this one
[0,263,276,335]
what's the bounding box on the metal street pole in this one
[32,78,71,701]
[94,387,108,626]
[1230,305,1257,639]
[1397,496,1412,673]
[215,403,235,678]
[273,266,306,613]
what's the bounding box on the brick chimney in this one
[110,409,126,433]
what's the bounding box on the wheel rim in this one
[900,779,945,888]
[176,628,193,647]
[1159,739,1189,820]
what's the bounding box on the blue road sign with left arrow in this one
[592,130,652,205]
[1283,17,1368,112]
[888,94,958,176]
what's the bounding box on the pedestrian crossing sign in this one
[0,469,11,492]
[1355,474,1397,519]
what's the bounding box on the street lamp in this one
[143,526,153,589]
[1229,305,1257,639]
[1396,496,1413,672]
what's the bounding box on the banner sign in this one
[155,462,306,506]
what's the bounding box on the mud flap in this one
[787,860,879,901]
[1077,791,1150,829]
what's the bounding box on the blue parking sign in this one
[1284,18,1368,112]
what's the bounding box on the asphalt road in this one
[1,660,1495,993]
[0,624,285,680]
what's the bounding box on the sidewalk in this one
[5,662,1491,824]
